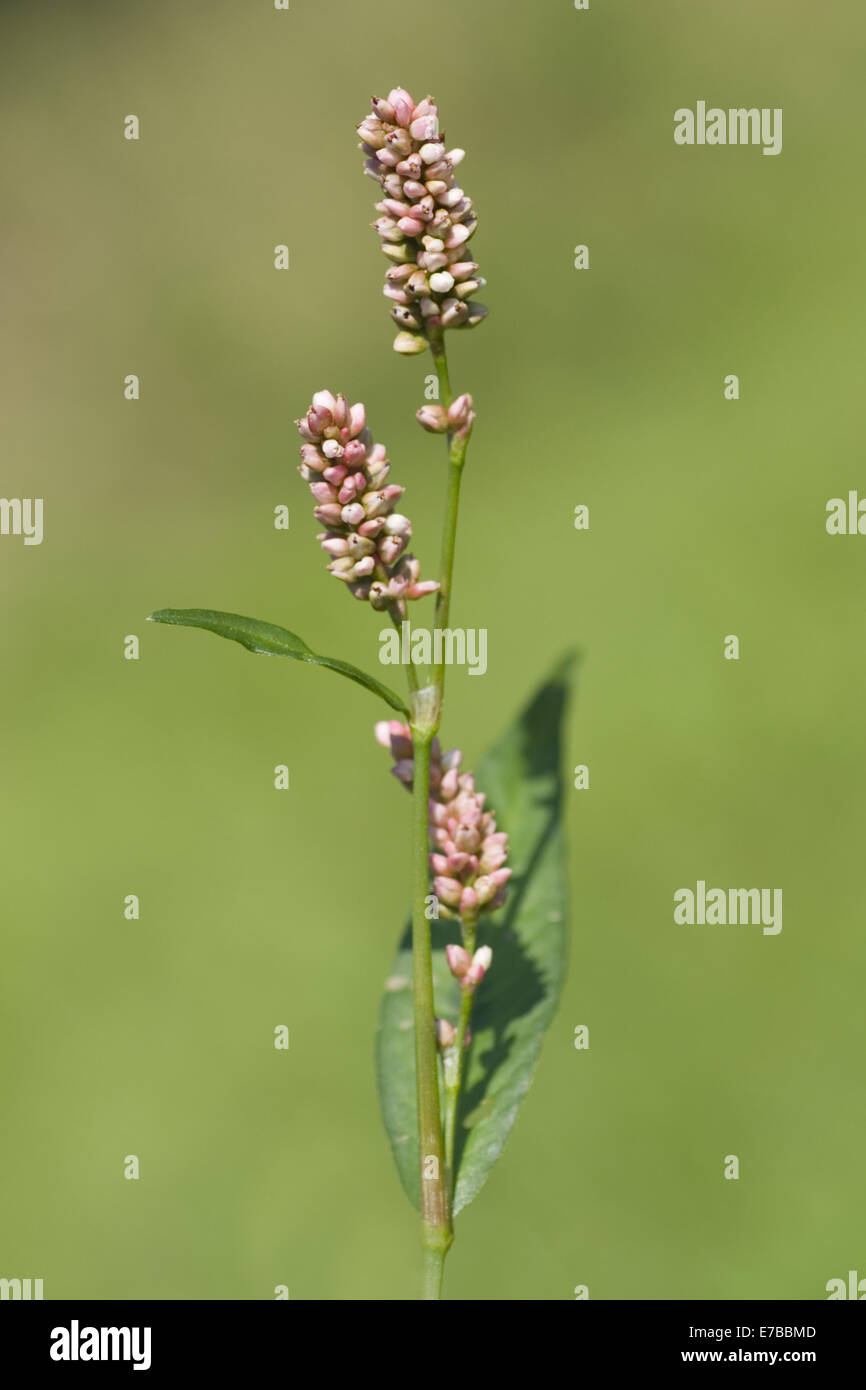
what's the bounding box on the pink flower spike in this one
[358,91,486,340]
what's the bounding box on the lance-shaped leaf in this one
[376,654,574,1213]
[148,608,409,715]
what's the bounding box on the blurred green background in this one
[3,0,865,1300]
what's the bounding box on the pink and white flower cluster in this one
[375,721,511,924]
[357,88,487,353]
[296,391,438,611]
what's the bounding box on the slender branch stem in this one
[389,604,419,694]
[432,431,469,697]
[429,334,471,713]
[423,1246,446,1301]
[443,917,477,1185]
[409,727,452,1296]
[431,341,452,407]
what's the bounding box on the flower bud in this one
[417,250,449,272]
[320,536,349,557]
[459,886,478,917]
[396,153,423,178]
[378,533,406,566]
[382,242,411,263]
[371,96,396,123]
[407,579,439,598]
[393,330,427,355]
[462,303,488,328]
[416,404,448,433]
[429,270,455,294]
[444,223,471,250]
[397,216,426,238]
[435,1018,457,1050]
[384,284,411,305]
[447,394,474,429]
[342,439,367,467]
[300,444,326,472]
[410,115,439,142]
[387,88,414,127]
[463,945,492,989]
[309,481,337,504]
[445,944,471,978]
[419,141,445,164]
[440,297,469,327]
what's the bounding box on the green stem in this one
[431,341,452,407]
[389,604,419,695]
[423,1246,446,1301]
[409,727,452,1296]
[405,328,475,1298]
[443,917,477,1185]
[432,431,469,697]
[429,334,471,708]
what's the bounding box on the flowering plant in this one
[151,88,571,1300]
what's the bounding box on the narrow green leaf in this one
[375,655,575,1213]
[148,608,409,715]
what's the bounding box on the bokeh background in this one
[3,0,865,1300]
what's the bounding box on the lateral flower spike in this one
[296,392,439,612]
[357,88,487,351]
[375,722,512,923]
